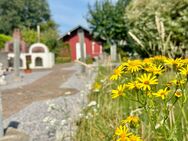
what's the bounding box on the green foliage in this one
[0,0,52,35]
[22,28,59,51]
[0,34,11,49]
[40,28,59,51]
[21,28,38,45]
[87,0,131,52]
[55,56,71,64]
[126,0,188,57]
[85,55,94,64]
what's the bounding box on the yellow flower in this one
[137,73,158,91]
[154,88,170,100]
[153,55,166,62]
[112,84,126,99]
[166,81,173,88]
[165,58,183,69]
[129,135,143,141]
[143,58,153,65]
[171,79,185,86]
[175,89,182,98]
[123,60,143,73]
[93,82,102,92]
[179,65,188,76]
[144,65,165,75]
[122,116,139,125]
[110,65,124,80]
[115,125,132,141]
[182,58,188,64]
[126,81,140,90]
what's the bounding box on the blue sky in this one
[47,0,96,34]
[47,0,117,34]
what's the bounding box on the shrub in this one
[0,34,11,49]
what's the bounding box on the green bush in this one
[85,55,94,64]
[55,56,71,64]
[0,34,12,49]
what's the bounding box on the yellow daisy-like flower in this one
[182,58,188,64]
[137,73,158,91]
[110,65,124,80]
[126,81,140,90]
[179,65,188,77]
[93,82,102,92]
[112,84,126,99]
[175,89,182,98]
[115,125,132,141]
[154,87,170,100]
[143,58,153,65]
[153,55,167,62]
[171,79,185,86]
[165,58,183,69]
[144,65,165,75]
[129,135,143,141]
[122,116,139,125]
[123,60,143,73]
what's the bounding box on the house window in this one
[35,57,43,67]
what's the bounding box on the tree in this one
[87,0,131,53]
[22,28,59,51]
[0,0,52,35]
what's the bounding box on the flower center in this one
[114,69,120,75]
[144,81,149,85]
[120,133,126,141]
[160,92,165,96]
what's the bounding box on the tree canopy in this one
[0,0,52,35]
[87,0,131,53]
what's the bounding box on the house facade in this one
[59,25,103,61]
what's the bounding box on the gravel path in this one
[2,63,96,141]
[1,70,51,91]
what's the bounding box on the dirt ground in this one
[1,63,79,118]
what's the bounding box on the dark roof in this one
[58,25,91,40]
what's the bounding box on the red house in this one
[59,25,103,61]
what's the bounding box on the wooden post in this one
[0,91,4,137]
[77,29,85,73]
[37,25,40,43]
[13,29,21,78]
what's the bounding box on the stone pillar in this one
[0,92,3,137]
[111,44,117,61]
[13,29,21,78]
[77,29,85,73]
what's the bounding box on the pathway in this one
[0,63,96,141]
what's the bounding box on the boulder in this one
[0,128,30,141]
